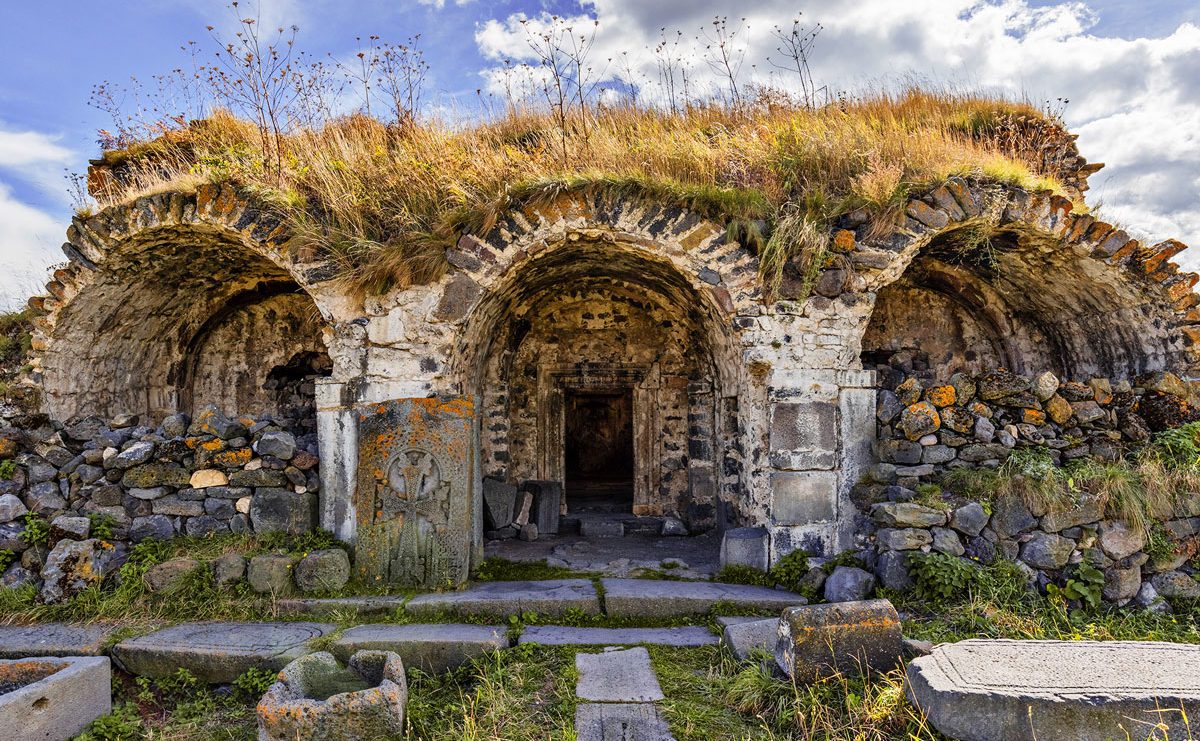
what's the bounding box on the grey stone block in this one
[720,526,769,571]
[294,549,351,593]
[0,623,117,658]
[524,480,562,536]
[775,599,902,682]
[521,626,718,647]
[601,578,805,618]
[575,647,664,702]
[331,623,509,673]
[0,656,110,741]
[250,488,316,535]
[907,639,1200,741]
[580,519,623,538]
[824,566,876,602]
[482,478,517,530]
[112,621,334,682]
[720,618,778,661]
[405,579,601,618]
[248,553,299,595]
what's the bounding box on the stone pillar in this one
[764,368,875,560]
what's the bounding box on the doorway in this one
[564,389,634,514]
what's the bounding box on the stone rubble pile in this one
[871,368,1198,487]
[0,405,320,602]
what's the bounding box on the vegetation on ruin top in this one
[83,13,1073,299]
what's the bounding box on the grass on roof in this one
[91,88,1068,298]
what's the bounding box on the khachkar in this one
[354,398,474,586]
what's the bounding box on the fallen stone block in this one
[601,578,805,618]
[0,656,110,741]
[0,623,118,658]
[774,599,902,682]
[907,639,1200,741]
[331,624,509,673]
[257,650,406,741]
[523,480,562,536]
[720,618,778,661]
[405,579,601,618]
[113,621,334,682]
[575,647,664,703]
[482,478,517,530]
[520,626,717,647]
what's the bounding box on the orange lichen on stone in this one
[1022,408,1047,426]
[925,385,957,407]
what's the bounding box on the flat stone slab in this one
[276,596,405,619]
[601,578,806,618]
[0,656,111,741]
[520,626,717,647]
[330,623,510,673]
[907,639,1200,741]
[575,647,664,703]
[112,622,334,683]
[0,623,118,658]
[575,703,675,741]
[720,618,778,661]
[405,579,600,618]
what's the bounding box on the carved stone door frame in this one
[536,362,660,514]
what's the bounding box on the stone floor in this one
[574,647,675,740]
[484,531,721,579]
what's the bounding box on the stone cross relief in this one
[373,449,451,583]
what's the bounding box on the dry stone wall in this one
[0,406,319,602]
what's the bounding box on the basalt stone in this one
[898,403,941,441]
[129,515,175,542]
[294,549,352,593]
[184,515,229,537]
[189,406,248,441]
[40,538,128,603]
[965,535,997,564]
[255,431,296,462]
[979,371,1029,401]
[26,482,66,513]
[957,443,1009,463]
[991,497,1037,537]
[870,502,946,528]
[251,489,316,535]
[931,527,965,556]
[121,462,190,489]
[151,495,203,517]
[1030,371,1060,401]
[144,558,202,593]
[950,502,989,537]
[248,554,298,595]
[876,528,933,551]
[878,439,922,465]
[1103,565,1141,604]
[523,480,561,536]
[207,554,245,588]
[228,468,288,488]
[775,599,902,681]
[75,464,104,484]
[823,566,877,602]
[1098,521,1146,560]
[0,522,26,551]
[111,441,155,470]
[1150,571,1200,599]
[49,515,90,542]
[1019,532,1075,570]
[1040,497,1104,532]
[1071,400,1107,425]
[0,493,27,523]
[940,406,975,434]
[876,390,904,424]
[876,549,913,590]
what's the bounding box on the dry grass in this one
[92,88,1068,297]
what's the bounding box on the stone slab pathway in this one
[111,622,334,683]
[520,626,717,647]
[907,639,1200,741]
[574,647,674,740]
[0,623,118,658]
[601,578,805,617]
[576,647,665,702]
[405,579,601,618]
[275,595,403,619]
[331,623,510,673]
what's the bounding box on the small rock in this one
[49,515,91,542]
[189,469,228,488]
[824,565,876,602]
[876,550,913,590]
[1098,521,1146,561]
[898,402,941,441]
[213,553,247,587]
[254,431,297,461]
[876,528,933,550]
[111,441,155,470]
[294,549,351,593]
[871,502,946,528]
[519,523,539,542]
[144,558,202,593]
[931,527,965,556]
[661,517,688,536]
[0,493,28,523]
[247,553,297,595]
[950,503,989,537]
[1019,532,1075,570]
[1151,571,1200,600]
[129,515,175,542]
[40,538,128,603]
[1030,372,1060,401]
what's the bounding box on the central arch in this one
[452,236,742,530]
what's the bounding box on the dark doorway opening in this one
[565,389,634,514]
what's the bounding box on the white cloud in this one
[474,1,1200,268]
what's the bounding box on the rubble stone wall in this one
[0,406,320,602]
[858,364,1200,608]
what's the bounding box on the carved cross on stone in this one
[374,449,451,526]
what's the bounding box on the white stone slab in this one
[907,639,1200,741]
[575,647,664,703]
[0,656,110,741]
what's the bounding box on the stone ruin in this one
[7,130,1200,603]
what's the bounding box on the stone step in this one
[520,626,717,647]
[404,579,601,619]
[329,623,510,673]
[575,647,664,703]
[275,595,404,619]
[907,639,1200,741]
[574,703,675,741]
[111,622,334,683]
[600,578,806,618]
[0,623,119,658]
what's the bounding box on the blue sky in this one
[1,0,1198,307]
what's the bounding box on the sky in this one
[0,0,1198,309]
